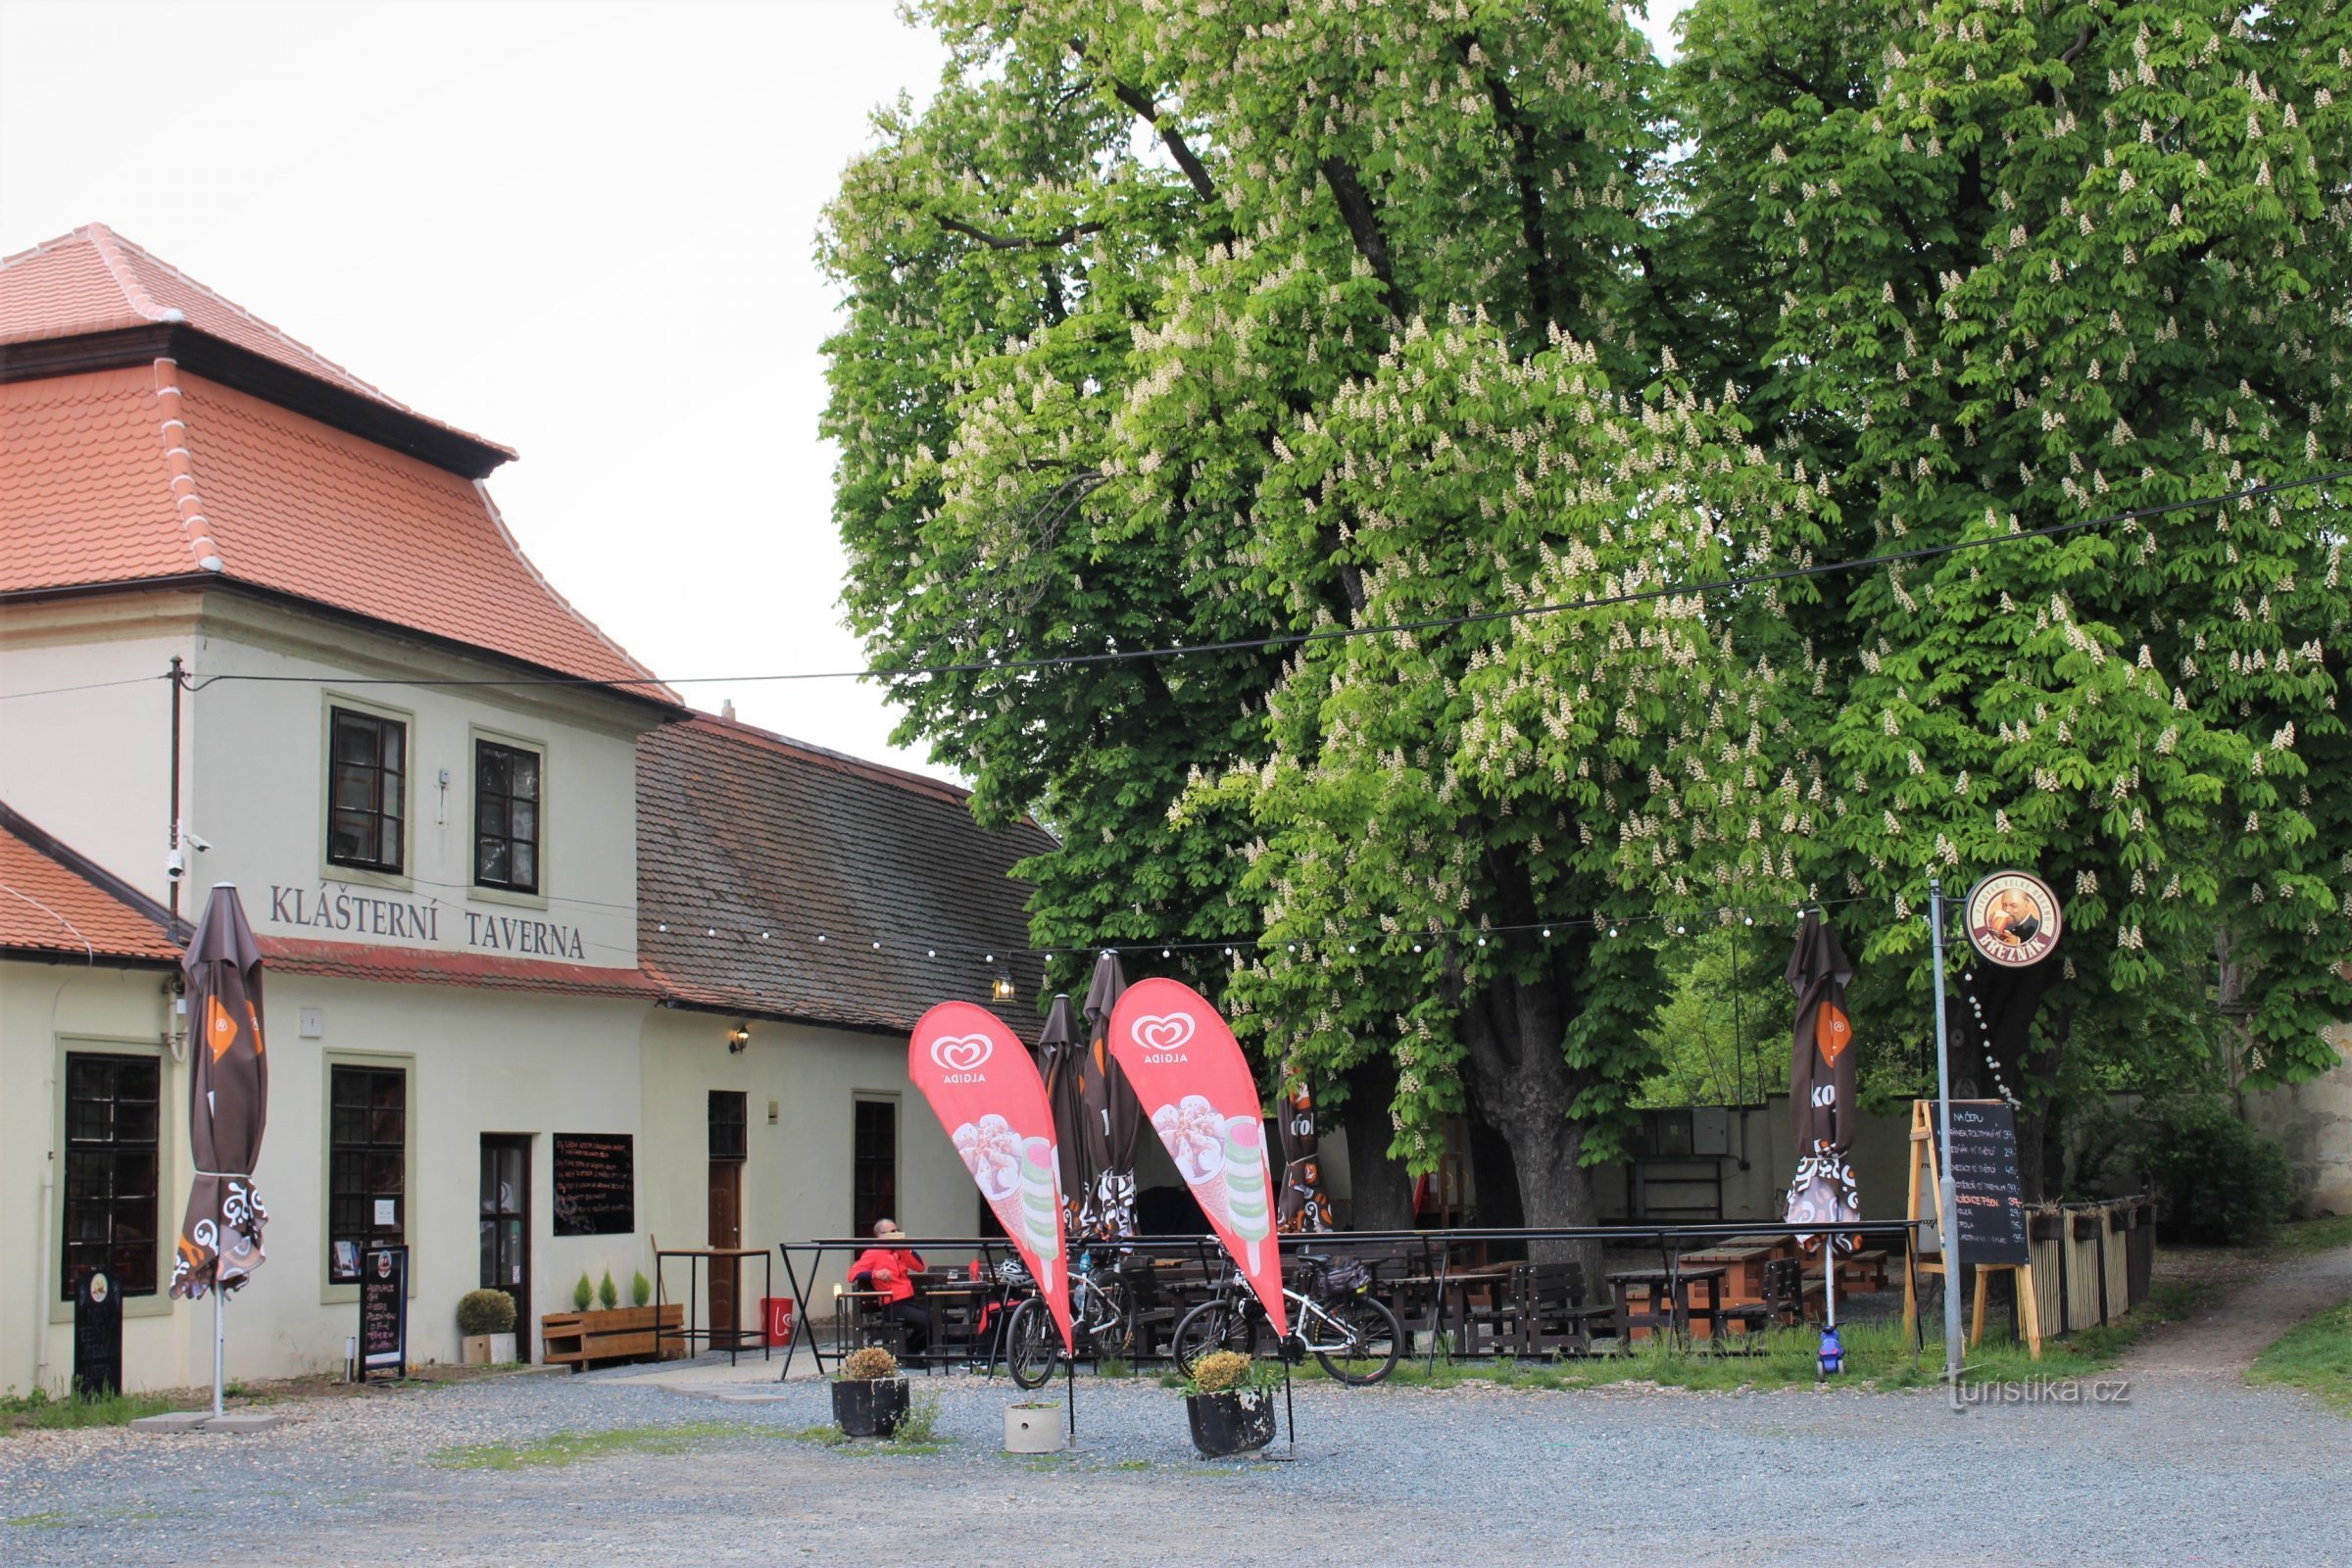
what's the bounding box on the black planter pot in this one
[833,1377,908,1438]
[1185,1388,1276,1457]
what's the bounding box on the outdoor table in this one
[1677,1242,1785,1302]
[654,1246,772,1365]
[917,1280,1000,1366]
[1607,1264,1730,1347]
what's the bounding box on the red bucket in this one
[761,1297,796,1347]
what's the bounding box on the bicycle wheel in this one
[1313,1295,1402,1386]
[1005,1297,1060,1390]
[1169,1298,1254,1378]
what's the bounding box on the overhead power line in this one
[6,466,2336,702]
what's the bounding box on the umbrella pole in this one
[212,1285,225,1420]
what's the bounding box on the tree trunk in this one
[1463,1110,1527,1261]
[1453,960,1604,1280]
[1338,1054,1416,1231]
[1966,947,2065,1201]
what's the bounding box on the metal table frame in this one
[654,1247,773,1366]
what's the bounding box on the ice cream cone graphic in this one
[1221,1115,1272,1272]
[1017,1136,1062,1294]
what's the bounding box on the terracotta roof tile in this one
[0,224,509,457]
[637,714,1056,1037]
[259,936,663,999]
[0,366,667,690]
[0,805,183,962]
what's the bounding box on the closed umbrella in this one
[1079,951,1141,1238]
[1275,1067,1334,1234]
[171,883,270,1418]
[1783,908,1859,1370]
[1035,993,1091,1234]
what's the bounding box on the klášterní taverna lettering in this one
[268,885,588,959]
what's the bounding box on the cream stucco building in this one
[1,225,1050,1395]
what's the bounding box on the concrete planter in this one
[460,1332,517,1365]
[1185,1388,1275,1457]
[832,1377,908,1438]
[1003,1401,1063,1453]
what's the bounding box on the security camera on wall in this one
[168,821,214,879]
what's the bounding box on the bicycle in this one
[1002,1249,1151,1390]
[1169,1252,1402,1386]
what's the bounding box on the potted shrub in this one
[632,1270,653,1308]
[1183,1349,1277,1458]
[540,1265,685,1371]
[457,1289,517,1365]
[832,1346,908,1438]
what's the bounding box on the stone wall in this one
[2241,1021,2352,1217]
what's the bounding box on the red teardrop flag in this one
[1105,978,1286,1336]
[906,1002,1072,1350]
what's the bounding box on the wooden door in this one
[479,1135,531,1360]
[707,1160,743,1344]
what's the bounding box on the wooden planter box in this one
[540,1304,686,1371]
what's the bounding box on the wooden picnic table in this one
[1607,1264,1731,1346]
[1676,1241,1788,1301]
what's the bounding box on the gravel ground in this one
[6,1253,2347,1568]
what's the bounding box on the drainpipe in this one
[168,657,184,921]
[31,976,71,1392]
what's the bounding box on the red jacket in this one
[847,1246,924,1303]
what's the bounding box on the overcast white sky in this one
[2,0,1685,772]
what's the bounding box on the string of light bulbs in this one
[150,466,2347,699]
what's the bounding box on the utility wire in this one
[175,466,2348,696]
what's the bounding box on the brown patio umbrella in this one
[1079,951,1141,1238]
[1786,908,1857,1154]
[171,883,270,1417]
[1275,1068,1335,1234]
[1035,993,1092,1234]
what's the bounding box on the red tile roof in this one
[0,223,511,459]
[0,363,668,690]
[0,805,184,963]
[259,936,663,1000]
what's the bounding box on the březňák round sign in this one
[1964,870,2062,966]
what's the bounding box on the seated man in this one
[846,1218,928,1353]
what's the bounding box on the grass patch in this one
[0,1387,179,1433]
[2268,1215,2352,1258]
[1095,1356,1134,1379]
[1113,1458,1152,1471]
[2248,1301,2352,1415]
[7,1512,70,1530]
[432,1421,745,1470]
[787,1423,943,1456]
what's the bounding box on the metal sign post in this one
[1928,878,1966,1385]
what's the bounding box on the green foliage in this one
[1672,0,2352,1098]
[597,1270,618,1311]
[825,0,2352,1212]
[571,1273,593,1312]
[0,1385,177,1432]
[1183,1349,1274,1395]
[631,1271,652,1308]
[431,1423,743,1471]
[455,1289,515,1337]
[1637,927,1796,1107]
[2248,1301,2352,1414]
[2135,1096,2294,1243]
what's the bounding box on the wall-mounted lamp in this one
[990,975,1016,1003]
[726,1022,752,1054]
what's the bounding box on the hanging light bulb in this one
[1542,927,1552,938]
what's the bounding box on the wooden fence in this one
[2021,1195,2158,1337]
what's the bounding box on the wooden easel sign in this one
[1903,1100,2041,1357]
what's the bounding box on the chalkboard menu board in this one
[359,1246,408,1381]
[1941,1101,2031,1265]
[74,1270,122,1397]
[553,1133,635,1237]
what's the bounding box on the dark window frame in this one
[709,1091,748,1162]
[327,706,407,875]
[327,1063,407,1284]
[472,738,542,893]
[851,1096,898,1237]
[62,1052,162,1300]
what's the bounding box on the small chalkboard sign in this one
[74,1270,122,1397]
[1941,1101,2031,1266]
[359,1246,408,1381]
[552,1133,635,1237]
